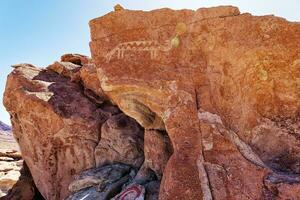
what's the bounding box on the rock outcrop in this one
[1,162,44,200]
[0,153,22,198]
[3,5,300,200]
[89,5,300,200]
[0,122,21,198]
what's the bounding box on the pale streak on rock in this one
[198,110,266,168]
[196,153,213,200]
[26,91,54,102]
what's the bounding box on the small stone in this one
[68,163,131,192]
[0,157,14,162]
[65,187,103,200]
[114,4,124,12]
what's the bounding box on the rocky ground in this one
[0,122,21,197]
[1,5,300,200]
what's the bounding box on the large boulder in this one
[3,5,300,200]
[89,5,300,199]
[3,64,110,200]
[68,163,131,193]
[66,163,134,200]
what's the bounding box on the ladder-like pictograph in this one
[105,40,172,62]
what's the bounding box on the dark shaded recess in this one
[266,150,300,174]
[30,67,174,199]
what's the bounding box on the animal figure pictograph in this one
[105,23,187,62]
[105,40,172,62]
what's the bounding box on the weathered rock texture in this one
[0,122,21,198]
[3,57,128,199]
[67,163,134,200]
[95,113,144,168]
[0,151,22,198]
[89,5,300,200]
[142,130,172,180]
[3,5,300,200]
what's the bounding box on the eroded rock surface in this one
[68,163,131,193]
[95,113,144,168]
[67,164,134,200]
[3,63,113,199]
[89,5,300,200]
[141,130,172,180]
[3,5,300,200]
[0,127,22,198]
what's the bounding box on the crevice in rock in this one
[197,153,213,200]
[72,91,174,199]
[191,88,214,200]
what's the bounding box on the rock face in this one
[3,60,119,199]
[4,65,99,200]
[3,5,300,200]
[95,113,144,168]
[142,130,172,180]
[89,5,300,200]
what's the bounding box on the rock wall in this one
[89,5,300,200]
[3,5,300,200]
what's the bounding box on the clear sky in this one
[0,0,299,125]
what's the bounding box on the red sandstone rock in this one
[89,5,300,200]
[47,61,81,81]
[3,64,110,199]
[60,54,90,66]
[79,63,108,99]
[142,130,172,180]
[3,5,300,200]
[95,113,144,168]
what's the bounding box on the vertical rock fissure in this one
[196,123,213,199]
[193,71,213,199]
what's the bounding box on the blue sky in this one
[0,0,299,125]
